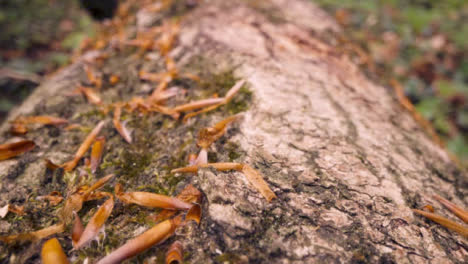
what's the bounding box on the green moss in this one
[114,149,152,179]
[226,86,252,115]
[225,142,242,161]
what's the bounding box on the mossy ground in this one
[0,36,252,262]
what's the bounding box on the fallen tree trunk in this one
[0,0,467,263]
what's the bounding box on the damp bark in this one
[0,0,467,263]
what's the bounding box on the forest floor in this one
[0,0,467,166]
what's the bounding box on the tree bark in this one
[0,0,467,263]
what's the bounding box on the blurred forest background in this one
[0,0,467,165]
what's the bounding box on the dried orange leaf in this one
[197,115,238,149]
[172,98,224,112]
[64,124,82,131]
[41,238,69,264]
[171,162,243,173]
[79,86,102,105]
[0,139,35,161]
[90,136,105,173]
[0,222,65,243]
[83,174,115,200]
[74,197,114,249]
[113,105,132,143]
[433,194,468,224]
[116,185,192,210]
[15,116,68,126]
[165,241,183,264]
[97,216,183,264]
[413,209,468,238]
[242,165,276,202]
[63,121,105,172]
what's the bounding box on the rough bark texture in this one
[0,0,467,263]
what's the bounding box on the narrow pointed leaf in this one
[74,197,114,249]
[413,209,468,238]
[433,194,468,224]
[0,140,35,161]
[97,216,183,264]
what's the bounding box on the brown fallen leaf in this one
[0,139,35,161]
[113,105,132,143]
[115,184,192,210]
[41,238,69,264]
[97,215,183,264]
[433,194,468,224]
[182,80,245,122]
[90,136,105,173]
[413,209,468,238]
[63,121,105,172]
[78,86,102,105]
[74,196,114,249]
[0,222,65,243]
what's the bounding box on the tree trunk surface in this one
[0,0,467,263]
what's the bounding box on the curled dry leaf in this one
[74,196,114,249]
[97,215,183,264]
[413,209,468,238]
[113,105,132,143]
[41,238,69,264]
[63,121,105,172]
[90,136,105,173]
[433,194,468,224]
[166,240,183,264]
[0,139,35,161]
[0,222,65,243]
[197,115,239,149]
[115,184,192,210]
[172,98,224,113]
[185,204,201,225]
